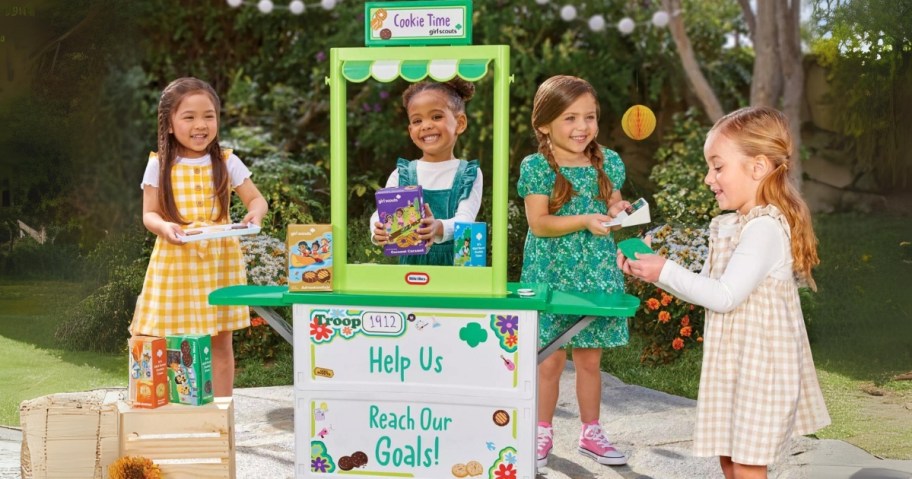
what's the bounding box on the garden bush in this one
[55,261,146,353]
[55,227,150,352]
[0,235,83,280]
[627,109,715,364]
[649,108,720,226]
[627,224,708,364]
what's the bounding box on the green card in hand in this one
[617,237,654,260]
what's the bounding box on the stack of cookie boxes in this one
[123,334,235,478]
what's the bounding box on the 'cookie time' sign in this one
[365,0,473,47]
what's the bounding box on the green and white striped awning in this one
[341,58,491,83]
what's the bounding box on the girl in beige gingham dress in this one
[131,77,268,397]
[620,107,830,479]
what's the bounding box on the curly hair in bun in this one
[402,77,475,115]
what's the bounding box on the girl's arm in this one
[142,186,185,245]
[235,179,268,226]
[624,217,787,313]
[525,190,628,238]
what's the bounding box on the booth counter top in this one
[209,283,639,318]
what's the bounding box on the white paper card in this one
[604,198,650,228]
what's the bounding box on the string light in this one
[225,0,336,14]
[537,1,672,35]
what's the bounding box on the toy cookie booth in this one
[209,2,639,478]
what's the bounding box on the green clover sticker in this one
[459,322,488,348]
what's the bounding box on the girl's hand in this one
[585,214,614,236]
[372,221,390,245]
[618,236,665,282]
[241,211,264,227]
[159,222,185,245]
[604,200,632,232]
[417,203,443,242]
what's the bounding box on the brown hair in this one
[401,77,475,114]
[710,106,819,290]
[156,77,230,224]
[531,75,613,214]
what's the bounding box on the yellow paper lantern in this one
[621,105,656,141]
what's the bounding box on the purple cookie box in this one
[375,185,430,256]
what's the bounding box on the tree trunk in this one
[776,0,804,187]
[750,0,782,107]
[663,0,724,122]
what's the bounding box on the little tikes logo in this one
[405,272,430,285]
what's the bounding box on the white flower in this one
[241,235,288,286]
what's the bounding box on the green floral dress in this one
[517,149,629,349]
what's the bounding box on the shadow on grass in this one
[0,279,122,377]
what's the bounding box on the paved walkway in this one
[4,366,912,479]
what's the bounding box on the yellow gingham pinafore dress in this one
[130,152,249,337]
[693,205,830,465]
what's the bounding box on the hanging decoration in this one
[621,105,657,141]
[536,0,674,36]
[225,0,336,15]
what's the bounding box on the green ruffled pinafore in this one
[396,157,479,266]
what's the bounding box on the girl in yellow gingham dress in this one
[131,77,267,396]
[620,107,829,479]
[131,152,250,336]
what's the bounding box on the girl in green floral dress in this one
[517,75,631,469]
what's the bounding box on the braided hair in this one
[156,77,230,224]
[531,75,614,214]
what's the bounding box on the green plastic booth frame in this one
[209,43,642,358]
[329,45,511,297]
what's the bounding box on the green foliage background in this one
[7,0,904,356]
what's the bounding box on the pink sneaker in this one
[536,424,553,468]
[578,422,627,465]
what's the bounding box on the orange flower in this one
[658,311,671,323]
[696,336,703,342]
[680,315,690,327]
[251,317,267,327]
[660,292,672,306]
[672,338,684,350]
[646,298,661,310]
[680,326,692,337]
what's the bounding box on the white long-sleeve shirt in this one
[656,215,794,313]
[369,159,483,244]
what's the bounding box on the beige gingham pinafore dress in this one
[693,205,830,465]
[130,152,249,337]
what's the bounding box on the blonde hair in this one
[156,77,229,224]
[710,106,819,290]
[531,75,613,214]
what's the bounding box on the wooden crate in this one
[118,397,235,479]
[19,389,122,479]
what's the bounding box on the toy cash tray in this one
[179,223,261,243]
[604,197,650,228]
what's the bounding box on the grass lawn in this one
[602,212,912,459]
[0,281,125,426]
[807,213,912,458]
